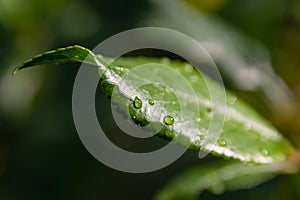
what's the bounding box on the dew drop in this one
[184,63,193,72]
[133,96,142,109]
[164,116,174,125]
[190,75,199,82]
[199,135,205,140]
[261,149,269,156]
[148,99,155,106]
[218,139,227,146]
[192,136,200,145]
[162,57,170,65]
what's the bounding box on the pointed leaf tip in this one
[12,45,97,75]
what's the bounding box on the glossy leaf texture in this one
[155,161,285,200]
[13,45,294,165]
[145,0,295,114]
[12,45,98,74]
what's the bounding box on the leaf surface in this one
[155,161,284,200]
[13,45,294,165]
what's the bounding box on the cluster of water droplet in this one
[132,96,175,126]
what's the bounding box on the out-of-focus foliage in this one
[155,161,282,200]
[185,0,228,13]
[0,0,300,200]
[145,0,295,119]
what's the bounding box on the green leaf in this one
[145,0,295,114]
[13,45,294,165]
[106,57,294,164]
[12,45,98,74]
[154,161,285,200]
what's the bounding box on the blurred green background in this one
[1,0,300,199]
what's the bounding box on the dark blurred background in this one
[1,0,300,199]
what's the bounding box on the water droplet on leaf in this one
[218,139,227,146]
[261,149,269,156]
[164,116,174,125]
[148,99,154,106]
[162,57,170,64]
[184,63,193,72]
[190,75,198,82]
[199,135,205,140]
[133,96,142,109]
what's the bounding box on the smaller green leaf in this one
[12,45,98,74]
[155,161,289,200]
